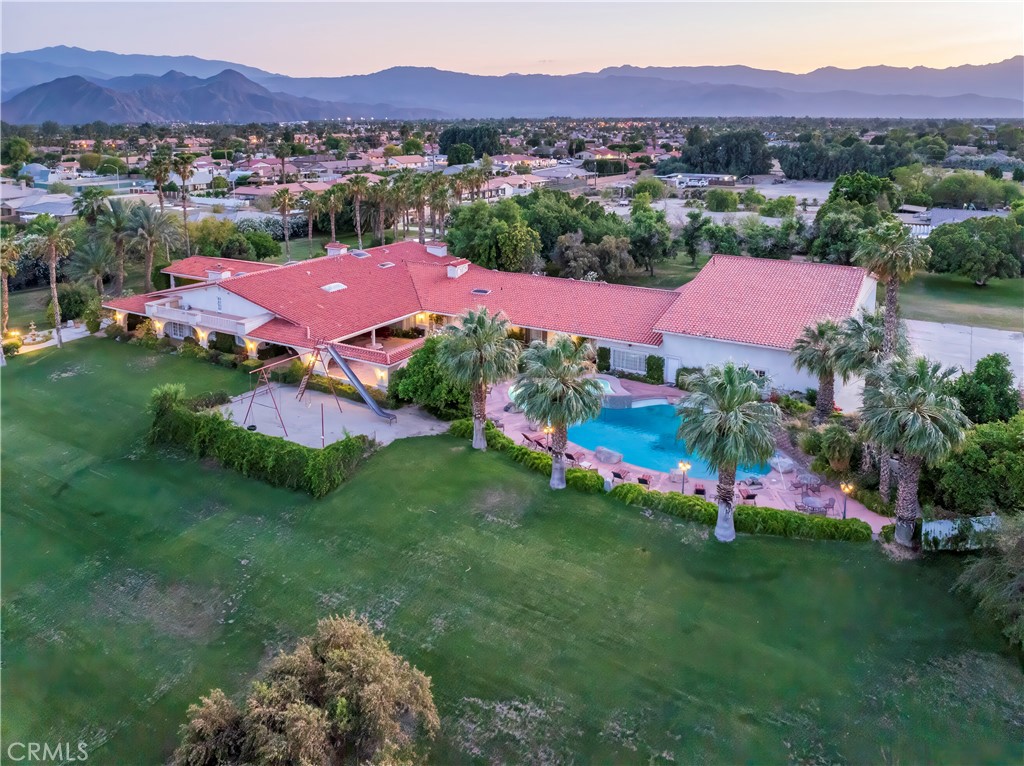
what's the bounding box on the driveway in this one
[905,320,1024,383]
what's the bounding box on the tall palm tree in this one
[514,335,604,489]
[437,307,521,452]
[25,215,75,348]
[131,205,182,292]
[861,357,968,547]
[393,169,415,237]
[274,141,291,184]
[72,187,112,225]
[324,184,345,242]
[271,188,298,259]
[855,218,931,357]
[791,319,842,423]
[387,180,404,243]
[346,174,370,249]
[676,363,781,542]
[299,190,324,255]
[171,154,195,256]
[145,152,171,212]
[1,224,21,335]
[409,174,429,245]
[66,240,115,295]
[428,176,453,238]
[96,198,138,295]
[366,179,389,245]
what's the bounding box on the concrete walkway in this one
[12,325,95,353]
[221,385,448,448]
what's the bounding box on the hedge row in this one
[448,419,873,542]
[148,384,375,497]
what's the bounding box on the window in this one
[216,296,223,311]
[167,322,189,340]
[610,348,646,374]
[320,282,347,292]
[378,262,395,269]
[754,369,767,378]
[351,250,370,259]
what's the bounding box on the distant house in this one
[386,155,427,169]
[13,193,76,223]
[490,154,557,170]
[574,146,622,161]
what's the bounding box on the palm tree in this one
[428,176,453,238]
[393,170,415,237]
[387,180,404,243]
[67,240,115,295]
[324,184,345,242]
[271,188,298,259]
[437,307,521,452]
[145,153,171,212]
[96,198,138,295]
[409,174,429,245]
[274,141,291,184]
[791,319,842,423]
[514,335,604,489]
[861,357,968,547]
[346,174,370,249]
[855,218,931,357]
[25,215,75,348]
[131,206,182,292]
[72,187,112,225]
[299,190,324,255]
[1,224,21,335]
[171,154,195,256]
[366,180,389,245]
[676,363,781,542]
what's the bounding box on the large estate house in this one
[105,242,875,405]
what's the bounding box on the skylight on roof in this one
[378,262,395,269]
[351,250,371,259]
[321,282,347,292]
[471,288,491,295]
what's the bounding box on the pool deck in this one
[487,376,888,534]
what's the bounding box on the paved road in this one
[905,319,1024,383]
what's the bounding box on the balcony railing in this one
[146,303,248,336]
[328,337,426,366]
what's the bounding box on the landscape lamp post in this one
[840,482,854,520]
[543,425,553,449]
[678,460,691,489]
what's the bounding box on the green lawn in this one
[6,286,51,333]
[3,340,1022,764]
[614,254,710,289]
[894,272,1024,332]
[275,230,403,263]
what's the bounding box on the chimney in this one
[325,242,349,257]
[206,264,231,281]
[426,241,448,257]
[447,259,470,279]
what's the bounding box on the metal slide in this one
[323,345,397,424]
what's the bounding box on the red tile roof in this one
[103,294,152,314]
[162,256,281,280]
[655,255,871,349]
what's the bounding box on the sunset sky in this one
[3,1,1022,77]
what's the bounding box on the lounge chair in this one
[741,477,765,488]
[694,483,706,497]
[611,470,631,484]
[637,474,654,488]
[738,487,758,504]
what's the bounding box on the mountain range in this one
[2,46,1022,123]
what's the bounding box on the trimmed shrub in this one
[147,385,375,497]
[566,467,606,493]
[209,331,241,354]
[780,395,813,416]
[645,355,665,384]
[47,282,92,324]
[3,337,22,356]
[819,422,855,472]
[853,488,895,517]
[239,358,263,373]
[104,323,128,341]
[597,346,611,372]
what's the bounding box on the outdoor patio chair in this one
[611,470,631,484]
[806,479,823,495]
[823,497,837,516]
[738,488,758,505]
[637,474,654,488]
[694,483,706,497]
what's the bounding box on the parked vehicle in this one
[683,178,710,188]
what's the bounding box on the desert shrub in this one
[3,337,22,356]
[239,358,263,373]
[597,346,611,372]
[186,390,232,411]
[645,355,665,384]
[853,488,895,517]
[147,385,375,497]
[178,339,208,360]
[800,429,824,456]
[955,514,1024,650]
[780,395,813,416]
[130,318,159,350]
[103,322,127,340]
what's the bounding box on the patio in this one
[486,378,888,533]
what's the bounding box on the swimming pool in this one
[568,404,769,480]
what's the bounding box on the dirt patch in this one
[879,542,922,561]
[471,488,525,528]
[48,364,92,381]
[91,570,224,641]
[450,697,576,765]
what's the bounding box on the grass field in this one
[613,254,710,289]
[275,230,403,262]
[894,272,1024,332]
[3,340,1023,764]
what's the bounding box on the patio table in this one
[801,496,826,515]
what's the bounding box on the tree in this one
[703,222,742,255]
[171,154,195,255]
[855,218,931,357]
[927,217,1022,286]
[1,136,32,164]
[950,353,1020,425]
[96,198,138,295]
[72,187,113,226]
[346,174,370,249]
[633,177,666,200]
[676,363,781,542]
[173,615,440,766]
[792,320,842,423]
[25,215,74,347]
[299,190,324,255]
[760,196,797,218]
[446,143,474,166]
[391,335,471,419]
[551,231,632,279]
[436,308,521,450]
[323,183,345,242]
[495,219,540,272]
[446,200,540,272]
[66,239,115,295]
[861,358,968,547]
[827,171,900,210]
[704,188,738,212]
[273,141,291,184]
[679,211,710,265]
[656,129,771,177]
[741,188,766,209]
[984,165,1003,180]
[1,224,21,334]
[271,188,297,258]
[408,174,428,245]
[628,194,673,276]
[427,176,453,239]
[244,230,281,261]
[131,206,181,292]
[515,335,605,489]
[1012,167,1024,183]
[935,412,1024,518]
[402,137,424,155]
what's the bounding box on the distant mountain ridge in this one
[2,47,1021,121]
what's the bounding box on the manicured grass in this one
[6,286,51,333]
[274,230,402,262]
[613,254,710,289]
[895,272,1024,331]
[3,340,1022,764]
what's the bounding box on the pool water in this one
[568,404,770,480]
